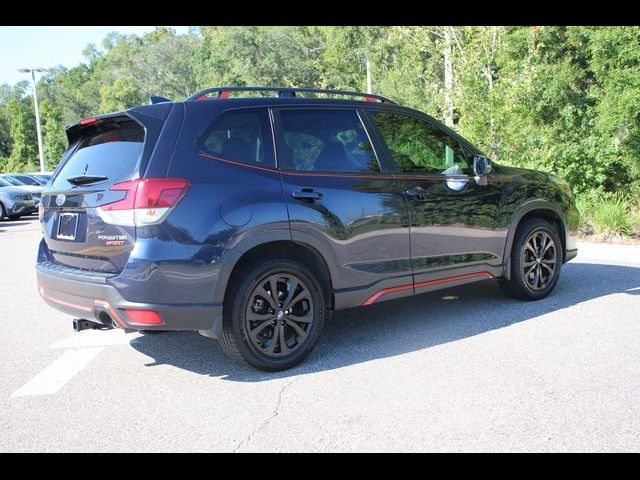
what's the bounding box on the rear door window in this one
[52,118,144,189]
[196,108,275,168]
[278,109,380,173]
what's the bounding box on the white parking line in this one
[12,348,103,397]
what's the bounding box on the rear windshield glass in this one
[52,118,144,189]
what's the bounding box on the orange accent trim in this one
[39,285,93,312]
[94,300,128,329]
[198,151,280,174]
[413,271,494,291]
[362,271,494,306]
[362,282,414,305]
[38,283,129,328]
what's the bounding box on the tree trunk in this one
[443,26,454,127]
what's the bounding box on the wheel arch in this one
[212,229,337,306]
[223,239,334,311]
[502,200,567,280]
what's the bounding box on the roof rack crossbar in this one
[186,86,396,104]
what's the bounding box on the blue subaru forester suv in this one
[37,87,579,371]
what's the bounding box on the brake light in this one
[80,117,102,126]
[97,178,190,226]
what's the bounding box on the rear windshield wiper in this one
[66,175,108,186]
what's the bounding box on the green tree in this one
[6,84,38,171]
[40,99,67,168]
[99,76,144,112]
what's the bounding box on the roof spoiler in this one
[64,112,131,145]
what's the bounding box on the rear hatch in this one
[42,112,158,273]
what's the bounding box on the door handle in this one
[292,189,323,202]
[405,186,428,200]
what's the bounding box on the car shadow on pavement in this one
[0,220,34,230]
[130,262,640,382]
[0,215,39,232]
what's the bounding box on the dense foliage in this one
[1,26,638,210]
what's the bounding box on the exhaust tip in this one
[97,311,112,325]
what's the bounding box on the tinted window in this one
[197,109,274,168]
[52,119,144,189]
[279,109,379,173]
[32,175,51,184]
[371,111,470,175]
[1,176,24,186]
[14,175,41,185]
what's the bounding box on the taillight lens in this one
[97,178,190,226]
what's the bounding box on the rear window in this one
[52,118,144,189]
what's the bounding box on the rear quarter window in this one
[195,108,275,168]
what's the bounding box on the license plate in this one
[57,212,79,240]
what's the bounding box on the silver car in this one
[0,174,43,203]
[0,177,36,220]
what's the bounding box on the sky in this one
[0,26,190,86]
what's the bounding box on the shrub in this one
[592,195,633,238]
[575,192,638,239]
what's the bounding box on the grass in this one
[576,193,640,240]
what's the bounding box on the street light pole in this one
[18,68,47,173]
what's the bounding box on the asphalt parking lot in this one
[1,215,639,452]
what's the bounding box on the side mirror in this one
[473,155,492,185]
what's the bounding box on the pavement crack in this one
[233,378,297,452]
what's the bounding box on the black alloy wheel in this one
[499,218,563,300]
[244,273,314,357]
[219,258,325,371]
[521,229,558,291]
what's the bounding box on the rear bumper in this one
[36,262,223,332]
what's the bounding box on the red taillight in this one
[80,117,102,126]
[102,178,190,211]
[124,309,164,325]
[97,178,190,226]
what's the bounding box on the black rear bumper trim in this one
[37,264,222,332]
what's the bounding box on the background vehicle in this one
[0,174,43,206]
[4,173,46,186]
[36,87,579,371]
[0,178,36,220]
[25,172,53,185]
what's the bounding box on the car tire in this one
[219,258,326,371]
[499,218,563,301]
[0,203,6,220]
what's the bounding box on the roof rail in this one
[185,86,396,104]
